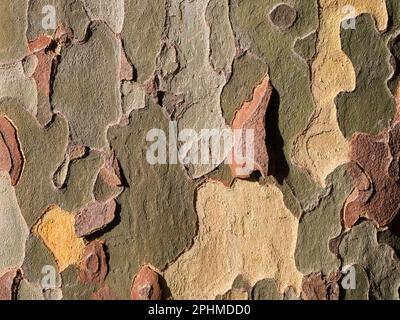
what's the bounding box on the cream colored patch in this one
[293,0,388,186]
[34,206,85,271]
[163,180,301,300]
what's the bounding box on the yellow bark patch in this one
[34,206,85,271]
[293,0,388,186]
[163,180,302,300]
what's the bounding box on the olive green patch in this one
[0,0,28,65]
[293,32,317,62]
[21,234,61,287]
[336,14,394,138]
[81,0,124,34]
[206,0,236,73]
[0,99,102,227]
[61,265,97,300]
[295,165,352,275]
[342,264,369,300]
[340,221,400,300]
[122,0,165,83]
[230,0,321,216]
[104,99,198,299]
[52,22,121,149]
[221,53,268,125]
[252,278,283,300]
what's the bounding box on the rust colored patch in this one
[97,167,121,192]
[95,151,122,197]
[144,75,158,102]
[28,36,55,98]
[344,123,400,228]
[67,143,87,161]
[92,285,117,300]
[0,116,24,186]
[229,76,272,178]
[28,35,52,54]
[75,200,116,238]
[32,50,53,97]
[301,272,340,300]
[329,235,344,256]
[93,151,123,203]
[0,269,18,300]
[0,136,11,173]
[120,47,133,81]
[131,265,161,300]
[79,241,108,284]
[103,151,122,181]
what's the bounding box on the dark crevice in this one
[265,86,289,184]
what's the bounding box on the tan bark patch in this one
[293,0,388,186]
[163,180,301,299]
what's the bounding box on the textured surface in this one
[35,206,85,272]
[163,180,302,300]
[0,0,399,301]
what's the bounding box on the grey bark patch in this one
[340,221,400,300]
[0,0,28,65]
